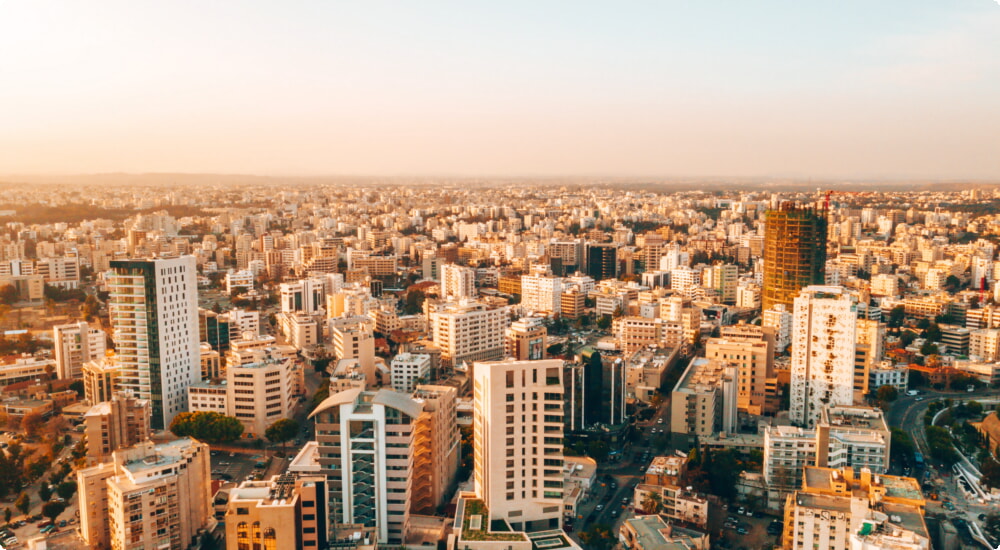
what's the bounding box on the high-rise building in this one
[53,321,107,380]
[789,286,857,427]
[669,358,738,446]
[762,304,793,352]
[84,392,151,463]
[440,263,476,300]
[762,205,827,312]
[520,266,564,314]
[506,317,547,361]
[280,277,327,315]
[226,357,296,438]
[703,264,738,305]
[309,386,458,544]
[815,405,890,473]
[77,438,211,550]
[586,243,618,281]
[224,474,328,550]
[472,359,565,531]
[853,319,885,402]
[109,257,201,430]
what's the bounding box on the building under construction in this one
[762,204,828,312]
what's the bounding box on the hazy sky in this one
[1,1,999,179]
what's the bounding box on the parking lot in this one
[210,451,266,484]
[708,501,781,550]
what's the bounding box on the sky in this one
[1,1,998,180]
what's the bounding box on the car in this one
[736,527,748,535]
[657,418,664,424]
[737,506,746,515]
[58,520,66,528]
[595,504,604,511]
[610,510,619,518]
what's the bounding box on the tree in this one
[169,411,244,443]
[0,285,17,306]
[579,524,615,550]
[81,294,100,320]
[39,484,51,502]
[640,491,662,515]
[899,330,918,347]
[56,481,77,500]
[14,493,29,516]
[3,508,9,523]
[264,418,300,451]
[876,385,899,404]
[41,501,66,522]
[920,341,938,356]
[596,314,612,330]
[22,412,44,438]
[69,380,84,397]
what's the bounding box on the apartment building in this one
[280,277,327,315]
[669,357,737,446]
[473,359,565,531]
[763,424,818,509]
[441,263,476,300]
[970,328,1000,361]
[224,474,328,550]
[53,321,107,380]
[227,358,295,438]
[109,256,201,430]
[815,405,891,474]
[84,393,151,463]
[704,329,774,416]
[854,319,885,401]
[390,353,431,393]
[0,355,57,386]
[762,304,793,352]
[782,467,927,550]
[309,386,458,544]
[790,286,858,427]
[633,455,709,529]
[430,300,509,368]
[78,438,211,550]
[520,267,563,314]
[83,358,120,405]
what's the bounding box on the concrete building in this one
[224,474,328,550]
[277,312,322,349]
[390,353,431,393]
[870,274,899,297]
[430,300,509,368]
[84,393,151,463]
[82,357,119,405]
[970,328,1000,362]
[0,355,56,386]
[782,467,927,550]
[619,515,709,550]
[854,319,885,402]
[309,386,458,544]
[763,304,793,353]
[280,277,327,315]
[762,205,827,311]
[227,357,296,438]
[704,328,774,416]
[669,357,738,446]
[816,405,890,474]
[704,264,738,304]
[633,455,709,529]
[332,318,376,383]
[520,267,564,314]
[473,359,565,531]
[441,263,476,301]
[109,256,201,430]
[506,316,547,361]
[78,438,212,550]
[53,321,107,380]
[225,269,254,294]
[763,424,818,509]
[790,286,858,428]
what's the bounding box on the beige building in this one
[816,405,890,474]
[0,355,56,386]
[227,357,296,438]
[782,466,927,550]
[84,393,151,463]
[224,474,328,550]
[620,515,709,550]
[277,312,322,350]
[332,318,376,381]
[53,321,107,380]
[506,317,547,361]
[309,386,459,544]
[83,357,120,405]
[854,319,885,402]
[430,300,509,368]
[633,455,709,529]
[704,328,774,415]
[669,357,738,444]
[77,438,211,550]
[473,358,565,532]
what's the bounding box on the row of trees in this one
[169,411,300,448]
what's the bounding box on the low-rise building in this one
[224,474,328,550]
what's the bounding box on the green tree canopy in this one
[41,501,66,522]
[169,411,244,443]
[14,493,29,515]
[56,481,77,500]
[876,385,899,403]
[264,418,300,447]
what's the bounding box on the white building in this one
[669,266,700,298]
[762,304,792,353]
[520,268,564,314]
[53,321,107,380]
[790,286,858,428]
[869,362,909,393]
[390,353,431,393]
[430,300,510,368]
[109,256,201,430]
[227,357,296,438]
[280,277,327,315]
[225,269,255,294]
[441,263,477,300]
[970,328,1000,362]
[473,359,565,532]
[870,274,899,297]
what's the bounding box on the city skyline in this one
[1,1,999,180]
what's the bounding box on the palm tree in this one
[640,491,662,515]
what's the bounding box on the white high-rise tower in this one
[109,256,201,430]
[789,286,857,428]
